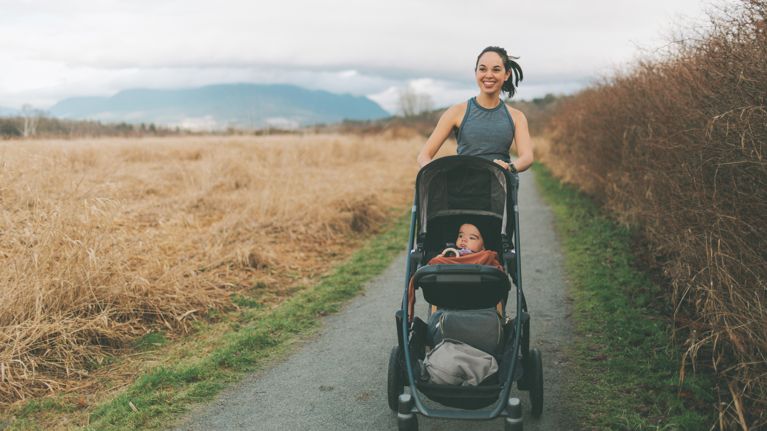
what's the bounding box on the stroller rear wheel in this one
[387,346,405,411]
[528,348,544,418]
[397,393,419,431]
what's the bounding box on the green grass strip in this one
[532,164,715,430]
[74,211,410,430]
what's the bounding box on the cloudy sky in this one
[0,0,727,113]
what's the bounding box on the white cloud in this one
[367,86,401,115]
[368,78,477,114]
[264,117,300,130]
[0,0,734,110]
[175,115,218,132]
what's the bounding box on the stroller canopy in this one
[416,156,514,239]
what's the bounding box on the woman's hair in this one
[475,46,523,98]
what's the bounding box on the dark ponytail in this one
[475,46,523,99]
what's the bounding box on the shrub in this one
[0,119,22,138]
[544,1,766,429]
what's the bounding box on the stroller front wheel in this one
[387,346,405,411]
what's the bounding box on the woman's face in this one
[456,224,485,252]
[475,52,511,96]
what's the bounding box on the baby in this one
[440,223,485,257]
[413,222,503,319]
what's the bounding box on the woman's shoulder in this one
[446,100,469,116]
[504,103,524,116]
[504,103,528,123]
[440,100,470,127]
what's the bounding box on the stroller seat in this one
[413,263,510,310]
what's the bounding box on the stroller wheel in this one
[528,348,544,418]
[398,414,418,431]
[387,346,405,412]
[397,394,418,431]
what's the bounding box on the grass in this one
[5,210,409,430]
[532,163,715,430]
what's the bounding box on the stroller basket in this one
[416,382,502,410]
[413,264,510,310]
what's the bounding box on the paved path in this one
[175,171,576,431]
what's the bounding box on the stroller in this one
[387,155,543,431]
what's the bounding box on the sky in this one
[0,0,728,113]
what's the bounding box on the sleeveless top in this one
[455,97,515,163]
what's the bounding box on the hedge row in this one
[543,1,766,429]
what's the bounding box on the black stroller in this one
[387,155,543,430]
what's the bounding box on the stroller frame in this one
[390,155,541,430]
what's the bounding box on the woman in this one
[416,46,533,173]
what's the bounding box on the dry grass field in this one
[0,132,430,404]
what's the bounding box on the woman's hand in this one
[493,159,516,172]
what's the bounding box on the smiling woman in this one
[416,46,534,173]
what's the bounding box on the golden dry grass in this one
[0,133,425,404]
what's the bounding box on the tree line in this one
[0,110,182,139]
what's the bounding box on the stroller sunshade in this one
[416,156,513,237]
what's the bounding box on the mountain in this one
[0,106,18,116]
[49,83,389,130]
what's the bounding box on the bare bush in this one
[20,104,42,137]
[398,87,434,118]
[544,1,766,429]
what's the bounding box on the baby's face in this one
[456,224,484,252]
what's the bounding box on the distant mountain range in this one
[0,106,18,116]
[48,83,390,130]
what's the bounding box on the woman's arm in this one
[416,103,464,167]
[507,107,534,172]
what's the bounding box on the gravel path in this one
[174,170,576,431]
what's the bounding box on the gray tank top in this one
[455,97,515,163]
